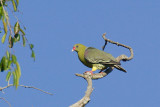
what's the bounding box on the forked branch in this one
[0,84,53,95]
[70,73,93,107]
[102,33,134,62]
[71,33,134,107]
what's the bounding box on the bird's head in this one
[72,44,87,52]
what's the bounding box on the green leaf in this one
[6,71,11,81]
[31,50,35,61]
[1,56,8,71]
[29,44,34,49]
[2,16,7,33]
[12,71,17,88]
[14,22,19,34]
[7,60,12,69]
[14,34,20,41]
[16,0,19,6]
[12,37,16,43]
[22,36,26,47]
[15,68,20,89]
[9,35,14,48]
[12,55,17,64]
[0,6,3,20]
[6,51,10,59]
[1,33,7,43]
[20,28,25,35]
[16,61,21,77]
[12,0,17,11]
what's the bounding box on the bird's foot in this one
[84,71,93,75]
[99,70,104,74]
[99,71,103,74]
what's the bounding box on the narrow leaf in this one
[22,36,26,47]
[12,55,17,64]
[2,17,7,33]
[12,0,17,11]
[20,28,25,35]
[0,6,3,20]
[6,71,11,81]
[6,51,10,59]
[16,61,21,77]
[14,34,20,41]
[9,35,14,48]
[1,56,8,71]
[29,44,34,49]
[31,50,35,61]
[16,0,19,6]
[14,22,19,34]
[1,33,7,43]
[12,71,17,86]
[7,60,12,69]
[15,69,19,89]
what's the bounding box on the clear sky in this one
[0,0,160,107]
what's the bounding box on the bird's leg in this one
[84,71,93,75]
[84,66,97,75]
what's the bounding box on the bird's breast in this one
[78,51,92,68]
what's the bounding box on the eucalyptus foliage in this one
[0,0,35,89]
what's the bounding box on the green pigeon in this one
[72,44,126,74]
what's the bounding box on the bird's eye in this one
[76,45,79,48]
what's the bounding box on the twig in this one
[70,72,93,107]
[7,3,27,29]
[0,97,11,107]
[102,33,134,61]
[18,85,53,95]
[0,84,53,95]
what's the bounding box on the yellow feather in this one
[92,66,98,71]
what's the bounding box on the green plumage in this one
[73,44,126,73]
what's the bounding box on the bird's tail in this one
[114,65,127,73]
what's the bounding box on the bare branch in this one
[102,33,134,61]
[0,97,11,107]
[0,84,53,95]
[71,33,134,106]
[70,73,93,107]
[18,85,53,95]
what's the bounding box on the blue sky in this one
[0,0,160,107]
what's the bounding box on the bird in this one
[72,44,126,74]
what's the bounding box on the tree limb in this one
[70,33,134,106]
[0,84,53,95]
[102,32,134,61]
[70,72,93,107]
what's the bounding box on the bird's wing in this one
[84,47,120,65]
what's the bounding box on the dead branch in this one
[102,33,134,62]
[0,97,11,107]
[0,84,53,95]
[70,72,93,107]
[71,33,134,106]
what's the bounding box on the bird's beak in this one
[72,47,75,52]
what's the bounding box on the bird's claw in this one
[84,71,93,75]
